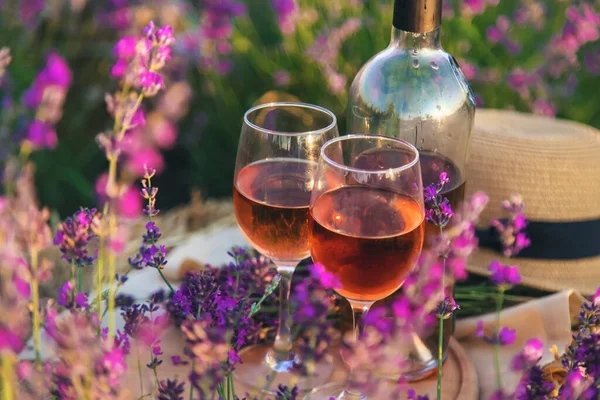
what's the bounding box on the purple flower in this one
[57,281,73,307]
[488,260,522,287]
[171,355,189,366]
[498,327,517,345]
[75,292,89,309]
[511,338,544,371]
[310,263,340,289]
[407,389,430,400]
[158,379,185,400]
[436,296,460,320]
[272,0,298,35]
[423,172,454,228]
[274,70,291,87]
[275,384,299,400]
[113,36,137,59]
[54,208,100,268]
[532,99,556,117]
[475,321,517,346]
[0,326,24,353]
[26,120,57,150]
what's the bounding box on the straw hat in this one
[465,109,600,296]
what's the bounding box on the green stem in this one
[107,211,117,341]
[1,353,15,400]
[494,288,505,392]
[137,345,144,397]
[78,266,83,293]
[96,235,105,323]
[437,225,445,400]
[437,315,444,400]
[157,268,175,294]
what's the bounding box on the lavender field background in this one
[0,0,598,216]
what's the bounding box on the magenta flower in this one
[463,0,486,15]
[124,147,165,177]
[593,287,600,307]
[532,99,556,117]
[274,70,291,87]
[436,296,460,320]
[310,263,340,289]
[498,327,517,345]
[113,36,137,59]
[488,260,522,287]
[272,0,298,35]
[511,337,544,371]
[139,71,164,95]
[26,119,58,150]
[0,326,24,353]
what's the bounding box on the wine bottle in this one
[347,0,475,380]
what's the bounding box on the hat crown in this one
[466,110,600,225]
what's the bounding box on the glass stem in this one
[344,300,373,400]
[272,266,295,357]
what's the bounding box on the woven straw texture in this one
[465,109,600,295]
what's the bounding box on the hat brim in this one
[467,248,600,296]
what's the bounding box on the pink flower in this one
[125,147,165,176]
[0,326,24,353]
[274,70,291,86]
[531,99,556,117]
[486,26,504,43]
[42,51,72,88]
[592,286,600,307]
[26,120,58,149]
[111,58,128,78]
[463,0,486,15]
[488,260,522,286]
[148,115,177,149]
[511,337,544,370]
[139,71,164,89]
[114,37,137,59]
[117,185,143,219]
[458,59,477,80]
[310,263,340,289]
[498,327,517,345]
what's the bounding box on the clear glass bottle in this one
[346,0,475,380]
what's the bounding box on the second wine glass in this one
[232,102,339,393]
[306,135,425,399]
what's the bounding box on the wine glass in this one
[305,135,425,399]
[232,102,339,393]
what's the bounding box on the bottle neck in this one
[392,0,442,33]
[390,26,442,49]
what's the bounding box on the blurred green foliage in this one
[0,0,598,216]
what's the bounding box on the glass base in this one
[232,344,334,394]
[304,382,367,400]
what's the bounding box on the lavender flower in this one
[436,296,460,320]
[488,260,522,288]
[182,321,230,397]
[306,19,362,95]
[275,384,299,399]
[158,379,186,400]
[272,0,298,35]
[475,321,517,345]
[46,311,129,399]
[291,264,336,364]
[424,172,454,228]
[490,193,531,257]
[54,208,100,268]
[511,338,544,371]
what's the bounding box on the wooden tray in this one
[131,328,477,400]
